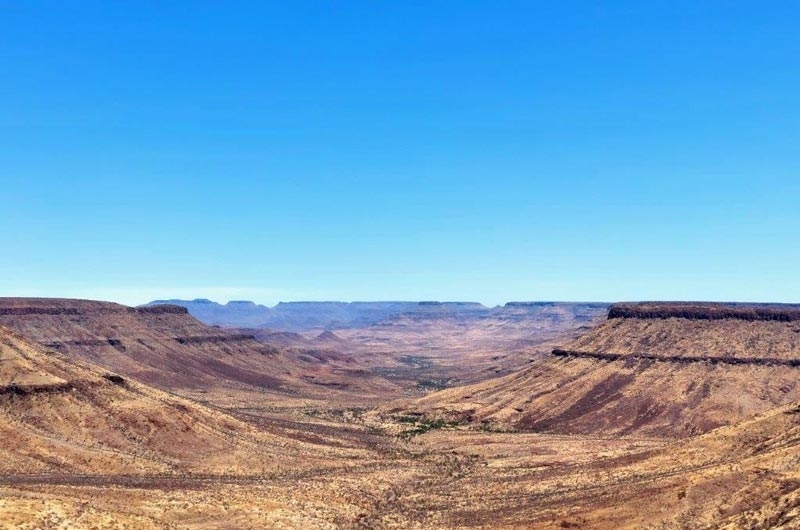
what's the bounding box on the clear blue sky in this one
[2,1,799,306]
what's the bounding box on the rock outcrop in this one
[608,301,800,322]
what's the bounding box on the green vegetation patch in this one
[392,414,461,438]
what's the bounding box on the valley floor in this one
[0,421,667,530]
[4,403,800,530]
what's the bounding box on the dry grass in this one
[3,301,800,528]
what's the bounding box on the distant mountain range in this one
[143,299,610,331]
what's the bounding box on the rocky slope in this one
[0,324,367,476]
[0,298,399,408]
[390,302,800,437]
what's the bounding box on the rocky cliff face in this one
[565,303,800,361]
[608,301,800,321]
[0,298,187,315]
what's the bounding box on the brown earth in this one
[0,298,402,410]
[389,303,800,438]
[3,299,800,528]
[0,325,379,478]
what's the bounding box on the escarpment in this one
[0,298,188,316]
[563,302,800,361]
[398,302,800,438]
[172,333,257,345]
[0,298,398,406]
[551,349,800,367]
[608,301,800,322]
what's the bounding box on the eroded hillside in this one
[0,298,400,409]
[0,325,379,477]
[390,302,800,437]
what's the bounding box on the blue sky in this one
[2,1,799,306]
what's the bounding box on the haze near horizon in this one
[2,1,799,305]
